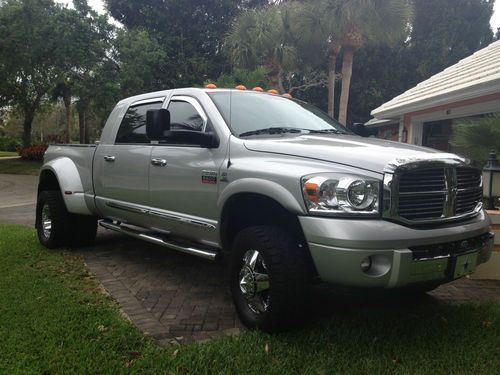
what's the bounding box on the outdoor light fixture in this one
[483,151,500,210]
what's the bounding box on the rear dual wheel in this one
[36,190,97,248]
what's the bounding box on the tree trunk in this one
[338,47,355,126]
[22,111,35,148]
[63,94,71,144]
[78,99,90,144]
[266,57,284,92]
[63,95,72,143]
[327,51,337,118]
[84,114,90,144]
[78,109,85,144]
[268,70,281,91]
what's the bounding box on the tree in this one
[106,0,268,87]
[226,4,299,92]
[0,0,74,147]
[293,0,341,117]
[333,0,414,125]
[113,29,168,98]
[207,67,268,89]
[347,0,495,124]
[52,81,73,143]
[63,0,115,144]
[409,0,494,81]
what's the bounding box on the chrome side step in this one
[99,220,219,261]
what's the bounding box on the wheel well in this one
[38,170,60,194]
[220,193,317,276]
[220,193,305,249]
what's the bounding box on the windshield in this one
[207,91,349,137]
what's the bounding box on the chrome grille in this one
[456,168,483,215]
[398,169,446,220]
[387,165,482,224]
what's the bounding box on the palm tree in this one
[292,1,340,117]
[52,81,73,144]
[334,0,413,125]
[226,4,298,92]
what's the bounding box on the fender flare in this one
[39,157,93,215]
[217,178,306,222]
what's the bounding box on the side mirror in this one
[146,109,170,141]
[162,130,219,148]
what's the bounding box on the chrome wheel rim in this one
[239,249,270,314]
[41,203,52,238]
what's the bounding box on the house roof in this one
[364,118,398,127]
[371,40,500,119]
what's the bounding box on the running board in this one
[99,220,219,261]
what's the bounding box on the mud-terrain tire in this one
[36,190,97,248]
[230,225,309,332]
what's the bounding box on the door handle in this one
[151,158,167,167]
[104,155,116,162]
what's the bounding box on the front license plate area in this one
[452,252,478,279]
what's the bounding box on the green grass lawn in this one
[1,224,499,374]
[0,151,18,157]
[0,158,41,175]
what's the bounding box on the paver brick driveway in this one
[1,172,499,344]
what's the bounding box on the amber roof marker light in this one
[267,89,279,95]
[283,93,292,98]
[235,85,247,90]
[205,83,217,89]
[252,86,264,92]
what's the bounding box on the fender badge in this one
[202,170,217,184]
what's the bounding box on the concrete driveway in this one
[0,174,37,226]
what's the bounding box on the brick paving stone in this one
[82,229,500,345]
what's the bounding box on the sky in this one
[59,0,500,31]
[492,0,500,31]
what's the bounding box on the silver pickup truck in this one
[36,87,494,332]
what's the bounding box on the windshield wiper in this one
[306,128,345,134]
[239,127,303,137]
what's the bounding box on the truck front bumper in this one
[299,210,494,288]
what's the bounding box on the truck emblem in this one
[201,170,217,184]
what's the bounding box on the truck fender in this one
[39,157,93,215]
[217,178,306,221]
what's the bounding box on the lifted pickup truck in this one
[36,87,494,332]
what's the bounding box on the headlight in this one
[301,174,380,217]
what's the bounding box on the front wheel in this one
[230,226,310,332]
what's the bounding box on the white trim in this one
[373,80,500,118]
[131,97,166,106]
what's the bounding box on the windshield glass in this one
[207,91,349,137]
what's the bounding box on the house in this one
[367,39,500,151]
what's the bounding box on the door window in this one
[116,101,163,144]
[168,99,206,132]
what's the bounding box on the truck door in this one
[148,95,225,246]
[94,98,165,225]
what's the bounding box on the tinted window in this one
[116,101,163,143]
[168,100,205,131]
[208,92,348,136]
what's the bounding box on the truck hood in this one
[243,134,461,174]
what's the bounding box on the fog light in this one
[360,257,372,272]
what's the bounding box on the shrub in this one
[17,144,48,161]
[0,137,21,152]
[450,113,500,163]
